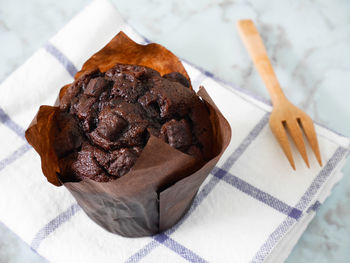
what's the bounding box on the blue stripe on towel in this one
[30,204,81,251]
[0,107,26,139]
[43,42,78,78]
[0,144,31,172]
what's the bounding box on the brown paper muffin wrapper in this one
[25,32,231,237]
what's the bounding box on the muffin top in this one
[55,64,213,182]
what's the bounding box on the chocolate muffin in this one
[54,64,213,182]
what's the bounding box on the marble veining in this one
[0,0,349,262]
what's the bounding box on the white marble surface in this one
[0,0,349,262]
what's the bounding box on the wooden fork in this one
[237,19,322,170]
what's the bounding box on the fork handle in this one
[237,19,287,106]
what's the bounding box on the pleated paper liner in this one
[26,32,231,237]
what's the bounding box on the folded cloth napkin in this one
[0,0,349,262]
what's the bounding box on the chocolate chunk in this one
[60,70,99,110]
[74,95,98,131]
[59,84,80,111]
[71,144,112,182]
[163,72,190,88]
[161,119,192,150]
[96,107,127,140]
[148,78,195,118]
[75,95,97,119]
[84,77,109,97]
[107,148,139,177]
[138,91,160,119]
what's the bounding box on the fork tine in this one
[298,116,323,166]
[269,120,296,170]
[285,119,310,168]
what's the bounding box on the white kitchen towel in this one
[0,0,349,262]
